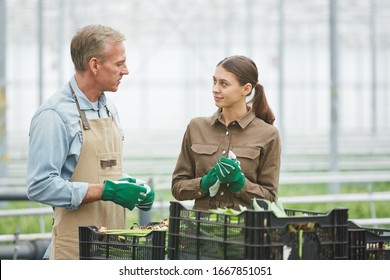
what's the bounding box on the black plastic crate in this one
[348,221,390,260]
[167,201,349,260]
[168,201,257,260]
[347,221,366,260]
[250,206,349,260]
[79,226,166,260]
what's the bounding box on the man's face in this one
[96,41,129,92]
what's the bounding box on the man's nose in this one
[122,64,129,75]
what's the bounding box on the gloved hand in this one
[216,157,245,193]
[118,175,147,185]
[136,183,155,211]
[208,179,221,197]
[119,176,155,211]
[102,180,147,210]
[200,166,220,195]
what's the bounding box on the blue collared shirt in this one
[27,76,124,210]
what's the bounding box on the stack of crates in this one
[348,221,390,260]
[78,202,389,260]
[168,201,349,260]
[79,225,167,260]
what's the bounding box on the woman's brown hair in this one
[217,55,275,125]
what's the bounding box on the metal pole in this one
[57,0,64,88]
[0,0,7,178]
[278,0,285,169]
[138,178,154,225]
[356,46,363,128]
[0,240,50,260]
[370,0,377,135]
[246,0,253,57]
[329,0,339,192]
[309,32,318,130]
[224,0,232,55]
[38,0,43,105]
[385,48,389,129]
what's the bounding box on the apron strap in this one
[69,82,90,130]
[105,106,111,117]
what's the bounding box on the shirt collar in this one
[69,75,107,111]
[210,108,256,129]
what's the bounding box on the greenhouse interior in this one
[0,0,389,261]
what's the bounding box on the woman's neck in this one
[221,105,248,125]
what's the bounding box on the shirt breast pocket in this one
[191,143,219,174]
[231,147,261,180]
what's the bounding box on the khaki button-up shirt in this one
[171,109,281,210]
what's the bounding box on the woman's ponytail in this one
[250,83,275,125]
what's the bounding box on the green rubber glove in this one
[136,184,155,211]
[200,166,219,194]
[119,177,155,211]
[118,175,146,185]
[216,157,245,193]
[102,180,147,210]
[227,178,246,193]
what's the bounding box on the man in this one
[27,24,154,260]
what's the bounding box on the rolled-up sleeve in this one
[27,109,88,209]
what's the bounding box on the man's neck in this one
[74,73,101,102]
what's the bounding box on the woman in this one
[171,55,281,210]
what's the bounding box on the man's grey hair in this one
[70,24,126,72]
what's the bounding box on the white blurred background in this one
[1,2,390,253]
[1,0,390,173]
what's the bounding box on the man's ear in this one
[88,57,99,74]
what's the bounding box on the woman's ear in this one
[243,83,252,96]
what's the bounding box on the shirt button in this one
[226,131,229,136]
[220,191,224,196]
[198,191,202,196]
[222,150,226,155]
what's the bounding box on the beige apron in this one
[50,87,126,259]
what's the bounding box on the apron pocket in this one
[98,152,122,182]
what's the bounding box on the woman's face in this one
[212,65,246,109]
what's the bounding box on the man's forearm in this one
[82,183,105,204]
